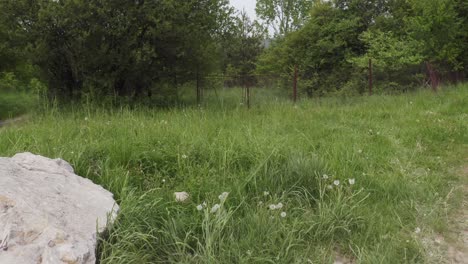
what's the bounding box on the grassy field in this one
[0,85,467,263]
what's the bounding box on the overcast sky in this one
[230,0,257,19]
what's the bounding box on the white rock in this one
[174,192,190,202]
[0,153,118,264]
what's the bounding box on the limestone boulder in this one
[0,153,118,264]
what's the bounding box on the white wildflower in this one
[196,204,203,211]
[322,174,329,180]
[348,178,355,185]
[211,204,221,213]
[276,202,283,209]
[269,204,277,210]
[333,180,340,186]
[174,192,190,202]
[218,192,229,201]
[280,212,287,218]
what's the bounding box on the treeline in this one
[0,0,467,102]
[257,0,468,95]
[0,0,229,100]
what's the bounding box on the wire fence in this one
[172,63,465,108]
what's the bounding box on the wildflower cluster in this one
[322,174,356,190]
[195,192,229,214]
[262,191,287,218]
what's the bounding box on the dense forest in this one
[0,0,467,102]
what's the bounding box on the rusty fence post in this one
[368,58,373,96]
[426,62,439,92]
[196,68,201,105]
[247,84,251,109]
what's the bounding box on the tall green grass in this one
[0,85,466,263]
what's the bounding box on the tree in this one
[255,0,313,36]
[222,10,265,81]
[257,1,365,95]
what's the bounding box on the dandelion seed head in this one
[358,149,363,154]
[280,212,287,218]
[322,174,329,180]
[269,204,277,210]
[218,192,229,201]
[415,227,421,234]
[211,204,220,213]
[276,202,283,209]
[333,180,340,186]
[327,185,333,190]
[348,178,355,185]
[181,154,188,159]
[263,191,269,196]
[196,204,203,211]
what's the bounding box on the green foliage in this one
[222,10,265,81]
[405,0,464,70]
[256,0,314,36]
[257,0,468,95]
[351,31,423,70]
[0,0,234,101]
[258,1,365,96]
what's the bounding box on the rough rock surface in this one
[0,153,118,264]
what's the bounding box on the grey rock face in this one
[0,153,118,264]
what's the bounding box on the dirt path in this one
[0,116,26,128]
[444,164,468,263]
